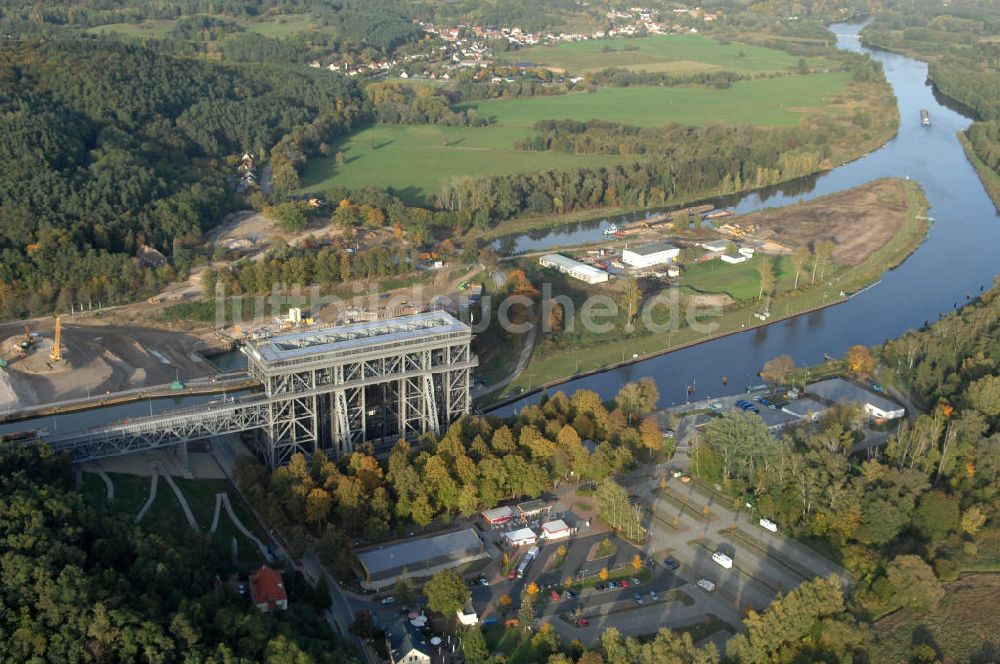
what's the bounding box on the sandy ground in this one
[0,318,216,409]
[732,178,910,266]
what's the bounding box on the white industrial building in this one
[807,378,906,421]
[622,242,680,268]
[539,254,609,284]
[720,252,749,264]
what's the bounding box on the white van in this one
[712,551,733,569]
[759,517,778,533]
[697,579,716,592]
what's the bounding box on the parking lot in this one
[360,470,847,652]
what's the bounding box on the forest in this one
[0,38,367,318]
[0,442,358,662]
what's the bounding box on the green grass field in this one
[85,13,319,40]
[301,124,628,204]
[682,254,795,300]
[304,72,851,203]
[459,73,849,128]
[505,34,817,75]
[86,20,175,39]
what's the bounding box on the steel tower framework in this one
[42,312,476,468]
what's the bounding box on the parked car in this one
[607,581,618,590]
[633,592,644,605]
[759,517,778,533]
[508,569,518,580]
[479,577,490,586]
[565,590,579,599]
[709,402,722,411]
[595,583,607,591]
[664,556,680,570]
[380,596,396,605]
[578,617,589,627]
[697,579,716,592]
[620,579,629,588]
[649,591,658,601]
[630,577,641,586]
[550,590,561,601]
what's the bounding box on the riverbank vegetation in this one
[485,179,927,404]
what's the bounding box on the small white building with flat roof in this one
[701,239,729,253]
[622,242,680,268]
[539,254,608,284]
[504,527,538,547]
[720,252,749,264]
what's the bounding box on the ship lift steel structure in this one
[42,312,477,468]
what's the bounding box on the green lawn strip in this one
[687,539,782,596]
[958,131,1000,213]
[650,505,691,533]
[105,472,155,516]
[505,34,816,75]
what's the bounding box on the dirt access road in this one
[736,178,913,266]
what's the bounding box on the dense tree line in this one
[0,38,367,318]
[232,379,663,574]
[368,82,488,127]
[691,280,1000,635]
[0,442,358,662]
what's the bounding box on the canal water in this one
[5,21,997,433]
[492,21,1000,414]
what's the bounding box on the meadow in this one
[303,71,851,203]
[86,12,318,39]
[504,33,819,75]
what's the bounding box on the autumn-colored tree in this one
[305,487,332,524]
[526,581,540,597]
[756,256,775,299]
[639,416,663,460]
[845,345,876,377]
[631,554,643,571]
[599,567,609,581]
[549,302,564,333]
[791,246,810,289]
[761,354,795,388]
[499,594,512,608]
[961,505,987,535]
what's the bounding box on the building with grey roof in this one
[806,378,905,420]
[622,241,680,268]
[357,528,487,588]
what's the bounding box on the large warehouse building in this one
[539,254,609,284]
[622,242,680,268]
[357,528,487,589]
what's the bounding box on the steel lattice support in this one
[41,312,477,468]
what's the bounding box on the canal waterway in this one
[5,21,998,434]
[492,21,1000,414]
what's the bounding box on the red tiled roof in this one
[250,566,287,607]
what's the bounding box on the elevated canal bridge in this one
[42,312,477,468]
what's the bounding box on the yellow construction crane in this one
[49,317,62,363]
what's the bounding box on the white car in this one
[712,551,733,569]
[759,517,778,533]
[697,579,716,592]
[380,596,396,605]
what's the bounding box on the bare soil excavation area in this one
[738,178,910,266]
[0,319,215,409]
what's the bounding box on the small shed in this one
[541,519,573,540]
[504,527,538,547]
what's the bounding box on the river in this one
[4,21,997,434]
[491,21,1000,415]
